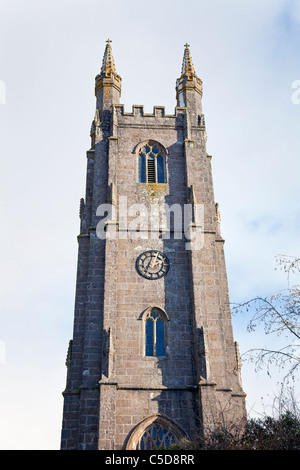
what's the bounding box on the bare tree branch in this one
[233,255,300,384]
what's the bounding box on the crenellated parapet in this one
[110,104,206,133]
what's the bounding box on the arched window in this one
[138,143,166,184]
[138,422,177,450]
[126,415,187,450]
[145,308,166,357]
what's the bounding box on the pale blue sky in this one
[0,0,299,449]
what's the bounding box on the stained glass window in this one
[137,422,177,450]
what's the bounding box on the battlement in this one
[112,104,187,128]
[112,104,206,131]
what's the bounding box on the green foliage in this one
[242,411,300,450]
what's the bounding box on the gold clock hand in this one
[145,258,152,272]
[153,258,163,267]
[150,252,159,268]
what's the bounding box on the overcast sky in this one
[0,0,299,450]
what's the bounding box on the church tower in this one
[60,40,246,450]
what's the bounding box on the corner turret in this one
[95,39,122,120]
[176,43,203,126]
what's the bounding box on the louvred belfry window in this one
[138,143,166,183]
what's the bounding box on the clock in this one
[136,250,170,280]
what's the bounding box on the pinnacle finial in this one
[100,38,116,76]
[181,42,196,76]
[176,43,203,112]
[95,40,121,109]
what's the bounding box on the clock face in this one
[136,250,170,280]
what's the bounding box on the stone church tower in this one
[60,40,246,450]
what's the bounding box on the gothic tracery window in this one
[138,143,166,184]
[137,422,177,450]
[125,415,186,450]
[145,308,166,357]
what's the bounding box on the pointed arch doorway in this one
[125,415,186,450]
